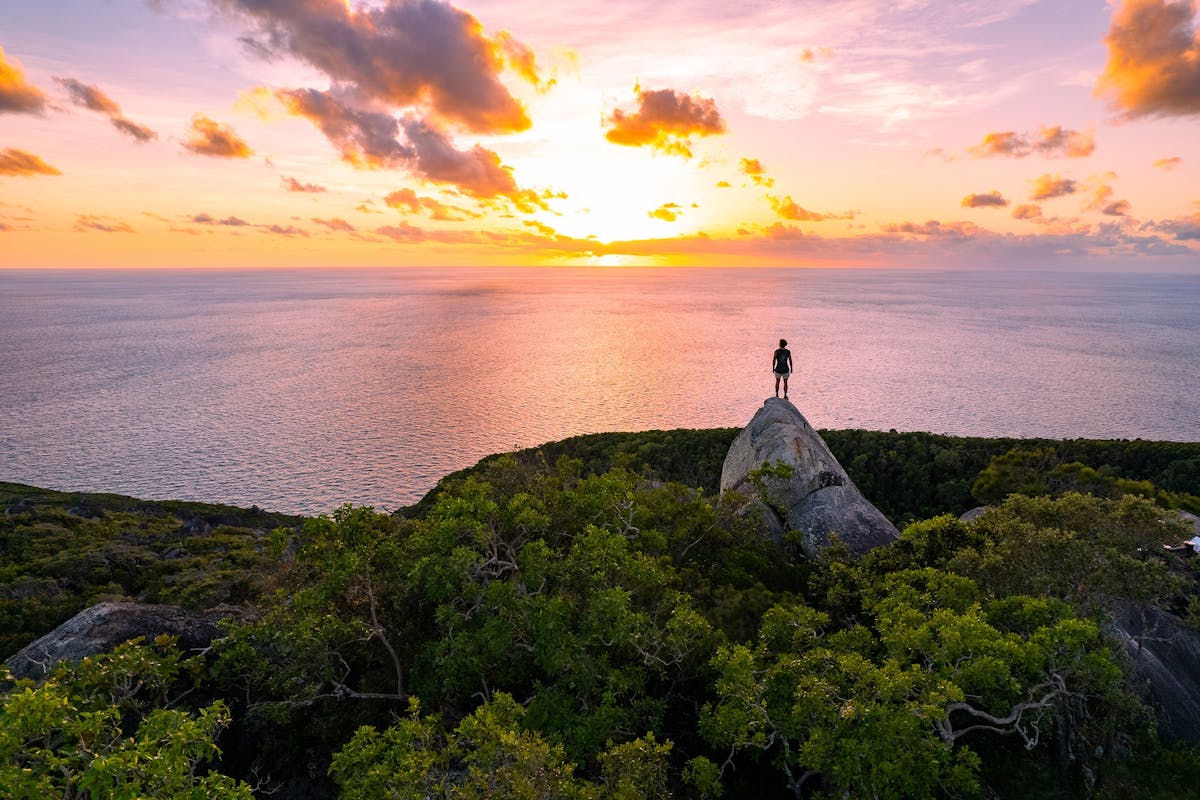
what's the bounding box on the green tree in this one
[699,566,1127,799]
[330,693,672,800]
[0,638,251,800]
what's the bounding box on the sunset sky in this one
[2,0,1199,268]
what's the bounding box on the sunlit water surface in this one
[1,267,1197,515]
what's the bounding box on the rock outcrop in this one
[721,398,900,557]
[1112,604,1200,745]
[5,602,245,681]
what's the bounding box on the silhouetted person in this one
[773,338,793,398]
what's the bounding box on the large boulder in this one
[721,398,900,557]
[1112,604,1200,745]
[5,602,245,681]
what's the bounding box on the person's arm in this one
[788,352,793,371]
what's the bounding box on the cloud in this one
[313,217,356,232]
[55,77,159,142]
[769,195,854,221]
[1149,213,1200,239]
[604,87,726,158]
[1154,156,1182,170]
[111,117,158,142]
[383,187,475,220]
[191,213,251,226]
[55,77,120,114]
[0,47,46,114]
[523,219,557,236]
[1034,125,1096,157]
[1096,0,1200,117]
[276,88,411,167]
[962,190,1009,208]
[648,202,682,222]
[881,220,981,238]
[1012,203,1043,220]
[281,175,327,193]
[375,222,426,243]
[402,116,515,196]
[1083,179,1131,216]
[0,148,61,176]
[968,125,1095,158]
[262,224,308,236]
[740,157,773,186]
[273,87,537,207]
[1030,174,1078,200]
[183,114,253,158]
[211,0,532,133]
[74,214,135,233]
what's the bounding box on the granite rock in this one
[721,398,900,557]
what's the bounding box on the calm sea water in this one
[1,267,1197,515]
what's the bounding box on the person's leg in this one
[783,375,789,398]
[774,374,781,397]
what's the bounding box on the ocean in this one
[1,267,1197,515]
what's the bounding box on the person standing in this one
[773,338,793,398]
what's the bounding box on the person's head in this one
[779,338,787,348]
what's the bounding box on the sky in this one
[1,0,1199,268]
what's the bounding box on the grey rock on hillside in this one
[5,602,245,681]
[721,398,900,558]
[1112,604,1200,745]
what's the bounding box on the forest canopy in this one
[2,428,1198,799]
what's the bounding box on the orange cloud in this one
[74,214,134,233]
[55,77,158,142]
[648,202,682,222]
[384,187,476,220]
[0,47,46,114]
[1030,173,1078,200]
[1154,156,1183,170]
[769,195,854,221]
[1012,203,1043,220]
[494,30,551,92]
[281,176,327,193]
[214,0,531,134]
[740,157,773,186]
[962,190,1009,208]
[312,217,356,232]
[1097,0,1200,117]
[1082,178,1132,216]
[523,219,557,236]
[968,125,1094,158]
[183,114,253,158]
[0,147,61,176]
[604,87,726,158]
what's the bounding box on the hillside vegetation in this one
[2,428,1199,799]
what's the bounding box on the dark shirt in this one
[773,347,792,373]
